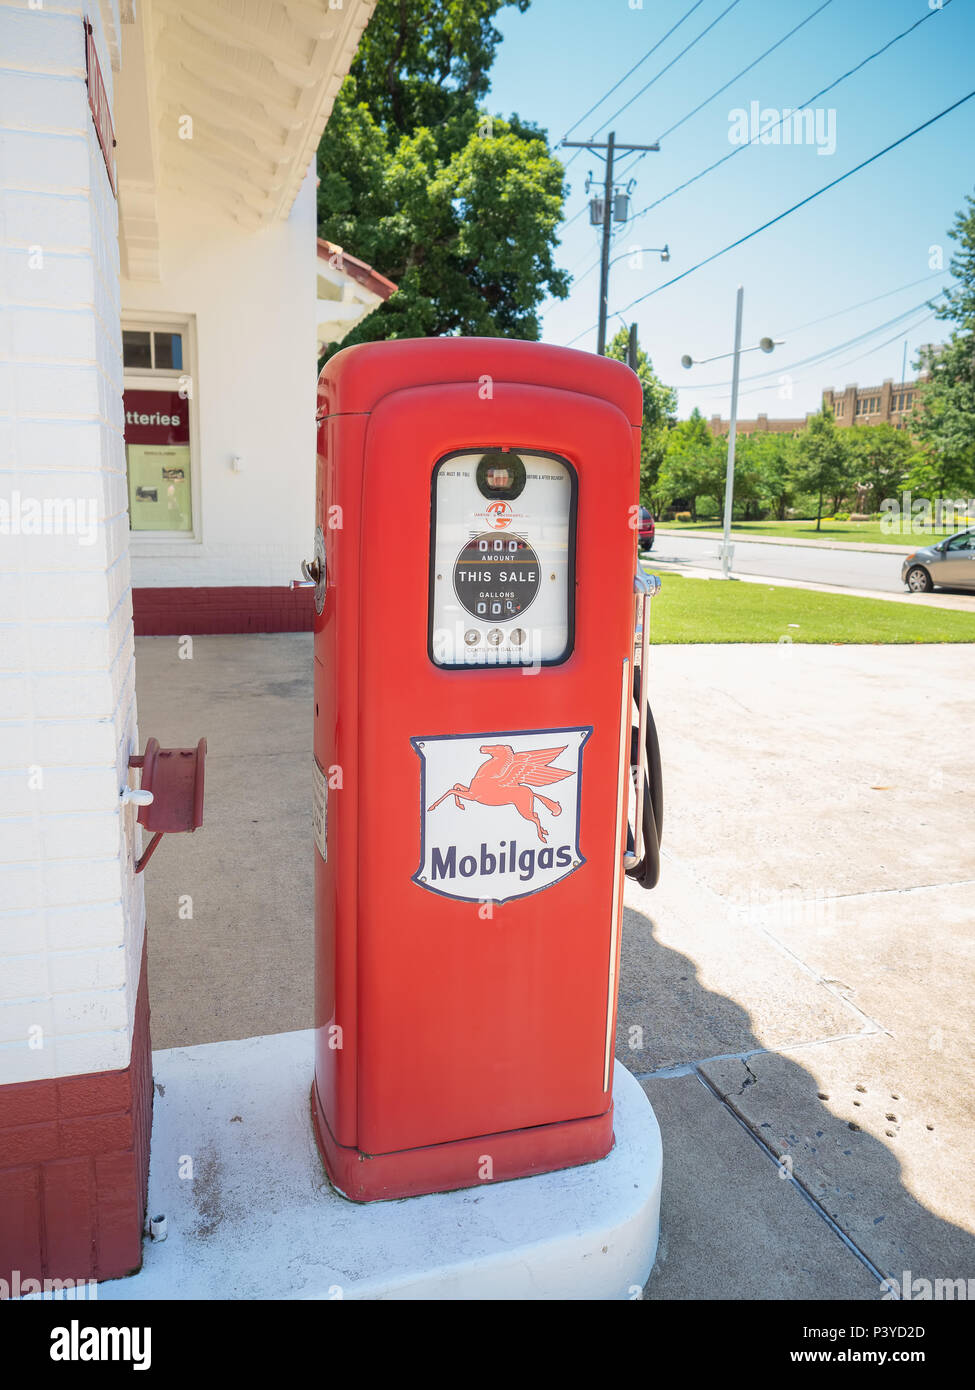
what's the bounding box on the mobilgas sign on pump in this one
[300,338,662,1201]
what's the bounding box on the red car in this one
[638,506,655,552]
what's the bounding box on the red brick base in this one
[0,940,152,1288]
[133,586,314,636]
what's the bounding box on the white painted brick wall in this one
[0,0,144,1087]
[124,171,318,588]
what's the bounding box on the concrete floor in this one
[134,634,975,1300]
[134,636,314,1048]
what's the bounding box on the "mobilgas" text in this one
[431,839,572,883]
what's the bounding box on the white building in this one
[0,0,378,1285]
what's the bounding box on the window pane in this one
[123,330,152,369]
[153,332,183,371]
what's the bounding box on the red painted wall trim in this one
[133,586,314,636]
[0,939,152,1288]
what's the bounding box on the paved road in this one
[648,530,907,592]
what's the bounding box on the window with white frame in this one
[122,321,195,535]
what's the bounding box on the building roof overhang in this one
[116,0,376,279]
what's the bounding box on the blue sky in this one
[487,0,975,421]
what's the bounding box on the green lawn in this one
[655,519,969,548]
[645,573,975,644]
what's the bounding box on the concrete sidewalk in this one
[134,635,975,1299]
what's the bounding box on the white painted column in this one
[0,0,145,1091]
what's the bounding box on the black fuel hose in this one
[625,661,663,890]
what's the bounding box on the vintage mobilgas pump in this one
[303,338,661,1201]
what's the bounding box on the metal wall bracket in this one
[128,738,207,873]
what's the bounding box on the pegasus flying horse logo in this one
[428,744,575,843]
[412,728,590,904]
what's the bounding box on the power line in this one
[560,267,949,346]
[558,0,710,210]
[604,0,837,198]
[627,0,954,225]
[610,148,648,181]
[558,0,817,229]
[577,269,948,344]
[804,314,936,382]
[566,87,975,345]
[557,2,954,319]
[655,0,834,144]
[560,0,834,300]
[679,299,939,392]
[728,312,935,402]
[560,0,708,148]
[621,91,975,313]
[780,272,951,338]
[558,0,950,267]
[678,310,936,423]
[569,222,630,285]
[712,310,936,407]
[560,203,591,233]
[591,0,745,138]
[561,133,663,354]
[569,213,635,285]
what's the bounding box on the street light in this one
[681,287,782,579]
[603,243,670,273]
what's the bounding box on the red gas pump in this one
[304,338,661,1201]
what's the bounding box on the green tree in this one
[340,0,530,137]
[604,327,677,507]
[316,0,569,355]
[657,410,725,519]
[740,430,800,520]
[910,191,975,496]
[845,423,913,511]
[731,431,798,520]
[931,190,975,331]
[909,337,975,497]
[795,408,848,530]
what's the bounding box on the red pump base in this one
[311,1082,615,1203]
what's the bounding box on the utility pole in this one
[596,132,615,356]
[562,133,660,355]
[627,322,639,372]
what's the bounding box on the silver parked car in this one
[902,529,975,592]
